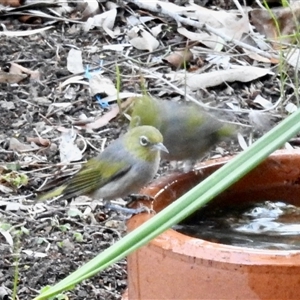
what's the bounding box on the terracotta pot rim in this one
[137,149,300,266]
[150,226,300,265]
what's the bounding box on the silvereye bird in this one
[38,125,168,202]
[129,96,234,166]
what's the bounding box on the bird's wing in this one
[37,139,133,201]
[38,185,67,201]
[61,158,131,199]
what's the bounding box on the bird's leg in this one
[125,194,155,214]
[125,193,154,205]
[104,201,154,215]
[103,193,155,215]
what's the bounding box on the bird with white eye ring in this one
[37,126,168,213]
[130,96,235,171]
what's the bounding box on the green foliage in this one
[58,223,71,232]
[1,171,28,189]
[73,232,84,243]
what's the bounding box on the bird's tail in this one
[37,185,66,201]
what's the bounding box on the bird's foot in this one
[126,193,154,202]
[104,202,154,215]
[124,194,154,208]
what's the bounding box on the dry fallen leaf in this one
[18,14,42,24]
[60,75,88,88]
[0,0,21,7]
[78,99,132,130]
[0,184,13,194]
[67,49,85,74]
[151,24,164,37]
[250,2,300,45]
[163,49,193,69]
[0,227,13,248]
[0,25,54,36]
[9,62,40,80]
[194,4,249,39]
[80,0,100,20]
[177,27,221,51]
[45,0,75,16]
[59,129,83,163]
[243,49,273,63]
[0,70,27,83]
[0,101,15,110]
[83,7,117,38]
[253,95,273,110]
[131,0,189,14]
[178,5,249,51]
[128,26,159,51]
[101,92,141,104]
[82,104,120,130]
[89,73,117,97]
[237,132,249,151]
[285,102,298,114]
[9,137,39,152]
[168,66,272,90]
[26,136,51,147]
[286,48,300,70]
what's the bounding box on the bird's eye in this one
[139,136,149,146]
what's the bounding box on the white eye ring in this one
[140,136,149,146]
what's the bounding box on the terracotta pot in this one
[124,150,300,300]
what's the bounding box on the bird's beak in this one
[153,142,168,153]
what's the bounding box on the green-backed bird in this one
[38,125,168,202]
[129,96,235,167]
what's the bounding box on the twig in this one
[127,0,279,61]
[46,41,190,84]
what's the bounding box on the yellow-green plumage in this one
[38,126,167,201]
[130,96,235,163]
[38,185,66,201]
